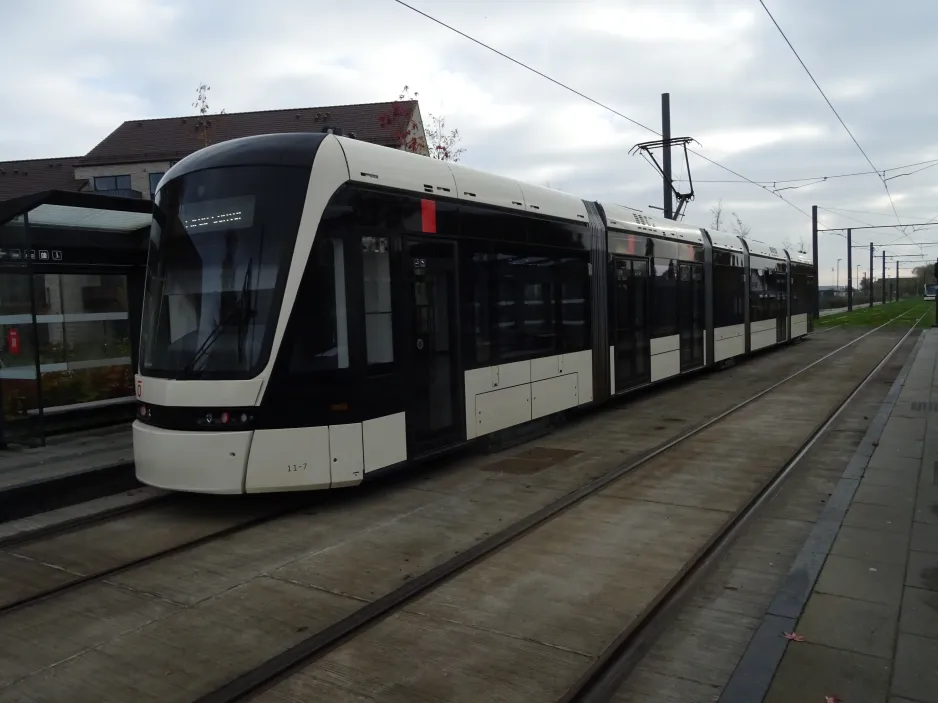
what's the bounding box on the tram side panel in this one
[604,226,708,396]
[457,202,595,442]
[712,250,747,362]
[789,262,814,338]
[585,201,611,406]
[748,253,789,352]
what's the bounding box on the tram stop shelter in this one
[0,190,152,448]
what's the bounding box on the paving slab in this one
[814,553,906,606]
[830,524,910,565]
[841,501,914,534]
[911,521,938,553]
[763,642,892,703]
[899,586,938,639]
[795,593,897,659]
[863,464,921,488]
[854,480,918,508]
[905,549,938,591]
[891,632,938,703]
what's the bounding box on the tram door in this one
[776,266,789,343]
[678,263,705,370]
[613,257,650,392]
[401,238,462,456]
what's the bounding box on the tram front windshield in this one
[140,165,309,380]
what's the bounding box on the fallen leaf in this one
[783,632,805,642]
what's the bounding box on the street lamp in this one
[836,258,841,289]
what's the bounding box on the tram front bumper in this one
[133,421,251,494]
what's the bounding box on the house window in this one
[93,175,131,192]
[149,172,165,199]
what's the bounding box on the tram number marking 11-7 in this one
[287,463,308,472]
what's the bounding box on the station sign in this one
[0,248,63,262]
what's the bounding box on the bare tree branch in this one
[425,113,466,162]
[710,199,724,231]
[192,83,224,147]
[731,212,751,239]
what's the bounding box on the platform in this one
[721,327,938,703]
[0,424,136,522]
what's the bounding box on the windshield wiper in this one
[179,259,254,379]
[236,257,254,364]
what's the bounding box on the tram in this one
[133,132,815,493]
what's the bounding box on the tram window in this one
[749,258,787,322]
[287,236,349,371]
[770,265,788,315]
[749,267,764,322]
[493,254,558,360]
[470,253,492,364]
[791,271,811,315]
[651,258,677,337]
[462,248,589,367]
[713,264,744,327]
[362,236,393,366]
[560,258,588,350]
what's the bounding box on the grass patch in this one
[814,298,934,329]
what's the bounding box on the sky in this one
[3,0,938,285]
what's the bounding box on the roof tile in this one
[0,157,84,202]
[78,100,419,166]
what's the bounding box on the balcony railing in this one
[94,188,143,199]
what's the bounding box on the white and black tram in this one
[133,132,816,494]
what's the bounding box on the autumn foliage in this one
[377,86,465,162]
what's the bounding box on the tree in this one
[425,113,466,162]
[192,83,225,148]
[781,235,793,252]
[378,85,465,162]
[710,199,725,231]
[731,212,751,239]
[913,264,936,284]
[377,86,424,154]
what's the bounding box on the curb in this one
[0,460,140,524]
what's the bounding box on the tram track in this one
[0,486,171,551]
[0,324,870,625]
[560,309,928,703]
[190,309,926,703]
[0,317,919,702]
[0,492,318,616]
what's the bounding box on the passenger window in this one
[362,236,393,366]
[651,258,678,337]
[288,236,349,371]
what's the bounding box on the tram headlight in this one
[137,403,253,430]
[195,409,253,429]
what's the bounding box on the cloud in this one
[1,0,937,281]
